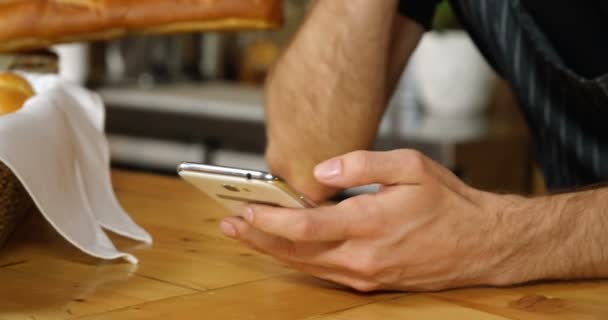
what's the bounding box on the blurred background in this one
[55,0,543,196]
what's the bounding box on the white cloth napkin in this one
[0,73,152,264]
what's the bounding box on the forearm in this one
[265,0,420,201]
[547,188,608,279]
[490,187,608,285]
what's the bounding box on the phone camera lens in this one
[246,173,252,180]
[222,184,240,192]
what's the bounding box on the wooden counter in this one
[1,170,606,319]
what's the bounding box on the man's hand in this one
[264,0,423,202]
[220,150,608,291]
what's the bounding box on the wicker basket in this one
[0,162,34,247]
[0,51,56,247]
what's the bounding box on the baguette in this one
[0,0,283,53]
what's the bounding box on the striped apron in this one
[452,0,608,190]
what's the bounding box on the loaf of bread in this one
[0,0,283,53]
[0,50,59,74]
[0,72,34,115]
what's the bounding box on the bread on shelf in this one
[0,50,59,74]
[0,0,283,53]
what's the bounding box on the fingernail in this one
[220,220,237,238]
[242,206,254,223]
[314,159,342,179]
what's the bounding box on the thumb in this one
[313,150,429,188]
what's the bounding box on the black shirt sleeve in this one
[398,0,442,29]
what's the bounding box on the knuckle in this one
[345,250,383,277]
[348,150,373,176]
[395,149,429,175]
[339,195,385,237]
[290,215,316,241]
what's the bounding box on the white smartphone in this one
[177,162,316,214]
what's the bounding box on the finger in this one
[313,149,429,187]
[288,262,380,293]
[221,216,340,264]
[221,219,379,292]
[221,216,294,257]
[222,216,388,280]
[314,149,468,192]
[241,201,378,242]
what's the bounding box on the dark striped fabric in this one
[446,0,608,191]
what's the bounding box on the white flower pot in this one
[411,31,495,117]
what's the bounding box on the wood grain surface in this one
[0,170,605,319]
